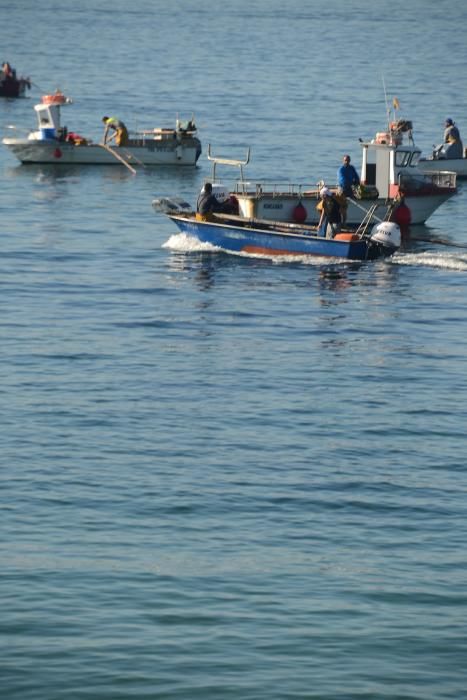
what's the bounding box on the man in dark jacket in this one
[316,187,342,238]
[196,183,224,220]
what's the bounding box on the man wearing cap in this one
[102,116,129,147]
[337,155,360,197]
[316,187,341,238]
[442,118,463,159]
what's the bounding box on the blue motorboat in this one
[153,198,401,262]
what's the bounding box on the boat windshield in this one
[395,149,422,168]
[394,150,412,167]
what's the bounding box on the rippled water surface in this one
[2,1,467,698]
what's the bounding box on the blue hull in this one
[169,215,383,261]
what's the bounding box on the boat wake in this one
[163,235,467,270]
[391,251,467,271]
[162,233,220,253]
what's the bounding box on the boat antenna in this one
[382,74,390,130]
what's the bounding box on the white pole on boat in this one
[99,143,136,175]
[382,74,391,130]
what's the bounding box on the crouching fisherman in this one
[316,187,342,238]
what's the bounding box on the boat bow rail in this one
[398,169,456,192]
[231,181,321,197]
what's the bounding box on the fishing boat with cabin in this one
[217,111,456,227]
[2,92,202,168]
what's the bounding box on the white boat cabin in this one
[359,119,455,197]
[30,93,70,141]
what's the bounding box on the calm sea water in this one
[2,1,467,698]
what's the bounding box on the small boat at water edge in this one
[0,62,31,98]
[2,92,202,167]
[152,198,401,262]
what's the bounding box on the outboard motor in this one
[368,221,401,258]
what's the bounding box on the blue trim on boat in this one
[169,214,373,260]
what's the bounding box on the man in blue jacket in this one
[337,154,360,197]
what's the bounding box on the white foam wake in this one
[391,251,467,271]
[162,233,220,253]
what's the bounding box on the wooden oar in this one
[100,143,136,175]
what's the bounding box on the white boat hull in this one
[2,138,201,166]
[234,190,454,226]
[418,157,467,178]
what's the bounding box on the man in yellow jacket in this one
[102,116,129,147]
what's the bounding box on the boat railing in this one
[398,169,456,191]
[130,128,178,143]
[232,181,321,197]
[206,146,326,196]
[423,170,457,189]
[207,144,251,183]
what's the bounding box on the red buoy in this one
[392,201,411,237]
[393,202,411,227]
[293,201,307,223]
[53,147,62,159]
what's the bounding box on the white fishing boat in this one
[219,118,456,227]
[419,148,467,178]
[2,92,202,168]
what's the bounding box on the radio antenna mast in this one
[382,75,391,129]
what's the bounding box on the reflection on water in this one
[410,224,467,250]
[5,162,140,183]
[4,160,202,186]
